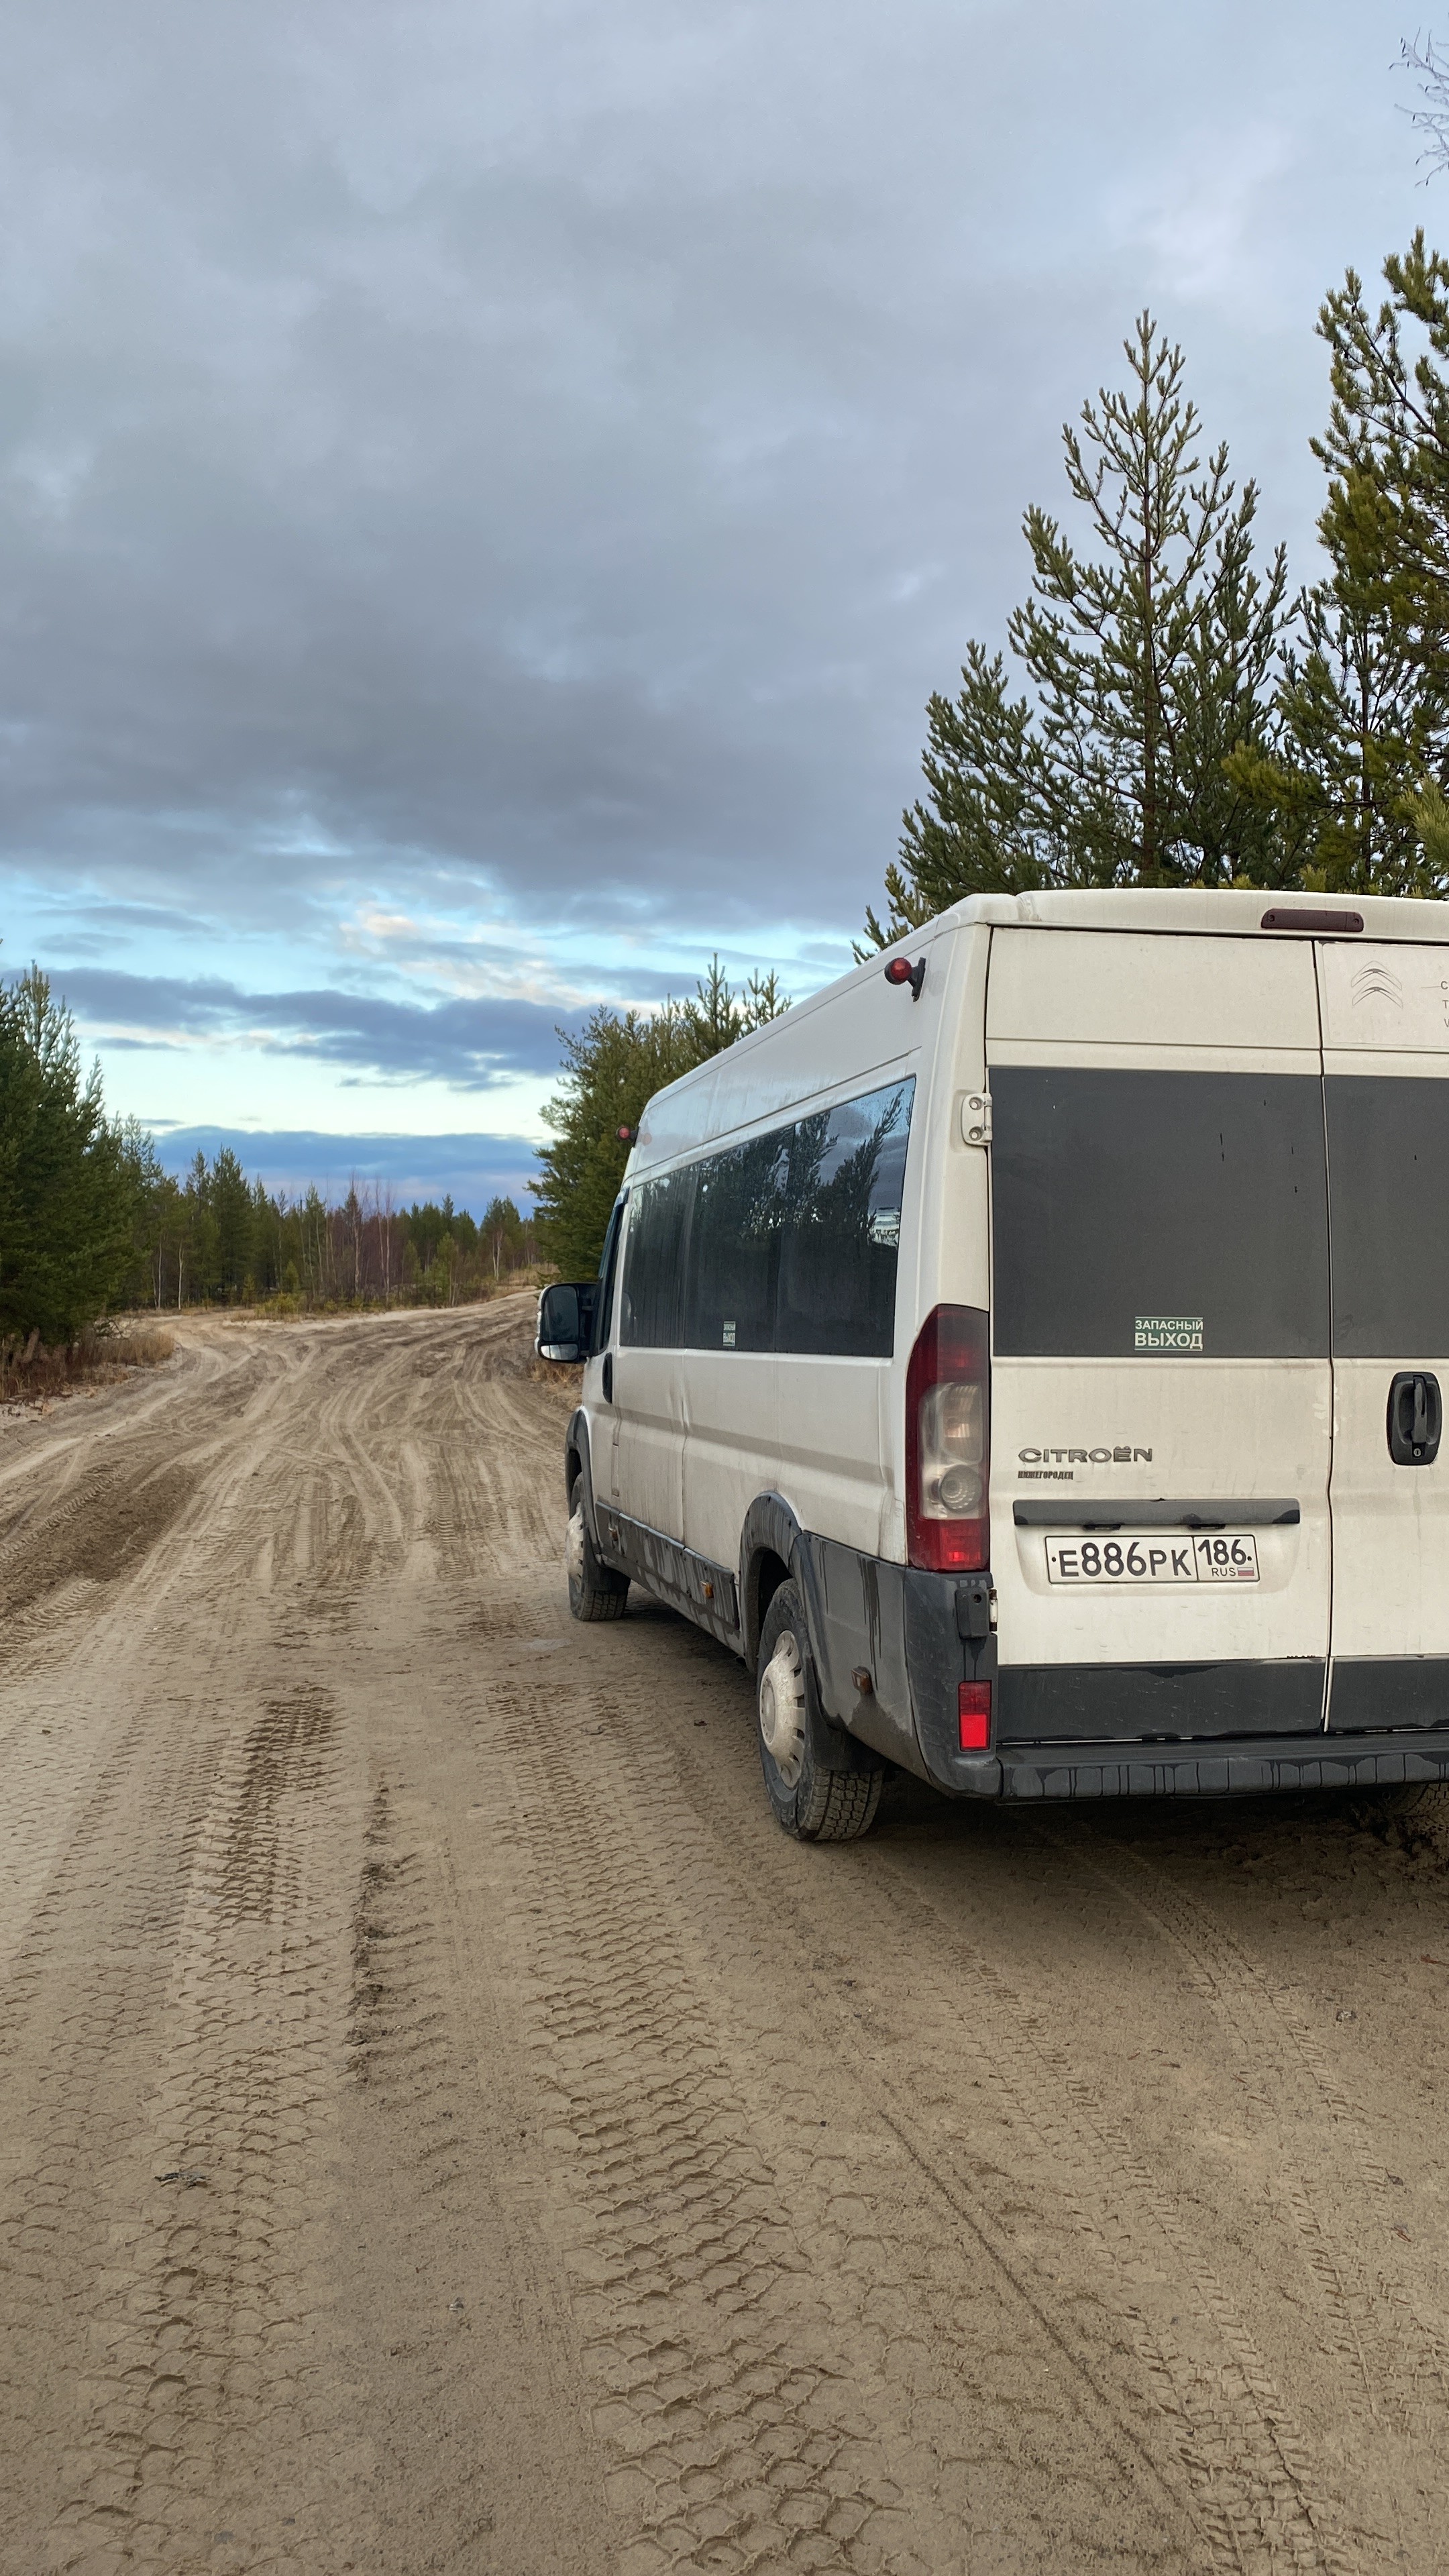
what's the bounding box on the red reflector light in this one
[959,1681,991,1751]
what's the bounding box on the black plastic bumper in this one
[942,1733,1449,1802]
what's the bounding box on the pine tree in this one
[209,1147,254,1297]
[865,647,1064,941]
[1226,576,1449,896]
[534,959,790,1277]
[1226,238,1449,896]
[1316,233,1449,644]
[0,965,140,1343]
[870,316,1287,945]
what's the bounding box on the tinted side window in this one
[594,1192,627,1352]
[687,1126,790,1350]
[619,1168,694,1348]
[1327,1076,1449,1354]
[991,1067,1329,1358]
[776,1078,914,1358]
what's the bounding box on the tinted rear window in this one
[1326,1076,1449,1355]
[991,1067,1330,1358]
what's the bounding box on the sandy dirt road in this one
[5,1300,1449,2574]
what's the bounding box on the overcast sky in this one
[0,0,1432,1205]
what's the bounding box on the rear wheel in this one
[756,1580,882,1841]
[1358,1779,1449,1824]
[567,1474,629,1622]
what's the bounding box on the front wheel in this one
[567,1475,629,1622]
[756,1581,882,1841]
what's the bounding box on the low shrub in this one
[0,1323,176,1407]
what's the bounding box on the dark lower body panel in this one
[957,1733,1449,1802]
[1328,1657,1449,1732]
[945,1659,1449,1798]
[997,1658,1326,1744]
[594,1504,743,1654]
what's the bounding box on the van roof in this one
[629,885,1449,1146]
[942,885,1449,941]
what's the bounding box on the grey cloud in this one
[64,902,215,937]
[0,0,1416,952]
[19,898,221,958]
[51,967,580,1087]
[152,1124,540,1216]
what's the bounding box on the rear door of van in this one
[1319,942,1449,1730]
[986,928,1334,1748]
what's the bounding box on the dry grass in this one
[110,1326,176,1365]
[527,1356,584,1402]
[0,1324,176,1410]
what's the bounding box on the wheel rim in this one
[566,1506,585,1590]
[759,1630,807,1788]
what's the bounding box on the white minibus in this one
[536,888,1449,1839]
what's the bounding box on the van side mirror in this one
[537,1280,598,1362]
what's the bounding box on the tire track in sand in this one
[484,1661,1245,2576]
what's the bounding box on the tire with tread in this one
[567,1474,629,1622]
[755,1579,883,1842]
[1359,1779,1449,1824]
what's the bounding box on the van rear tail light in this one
[906,1303,989,1572]
[958,1681,992,1750]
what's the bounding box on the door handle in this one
[602,1351,614,1405]
[1387,1371,1443,1465]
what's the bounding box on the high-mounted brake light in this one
[906,1304,989,1572]
[958,1681,992,1751]
[1260,907,1363,934]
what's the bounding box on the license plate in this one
[1044,1533,1260,1586]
